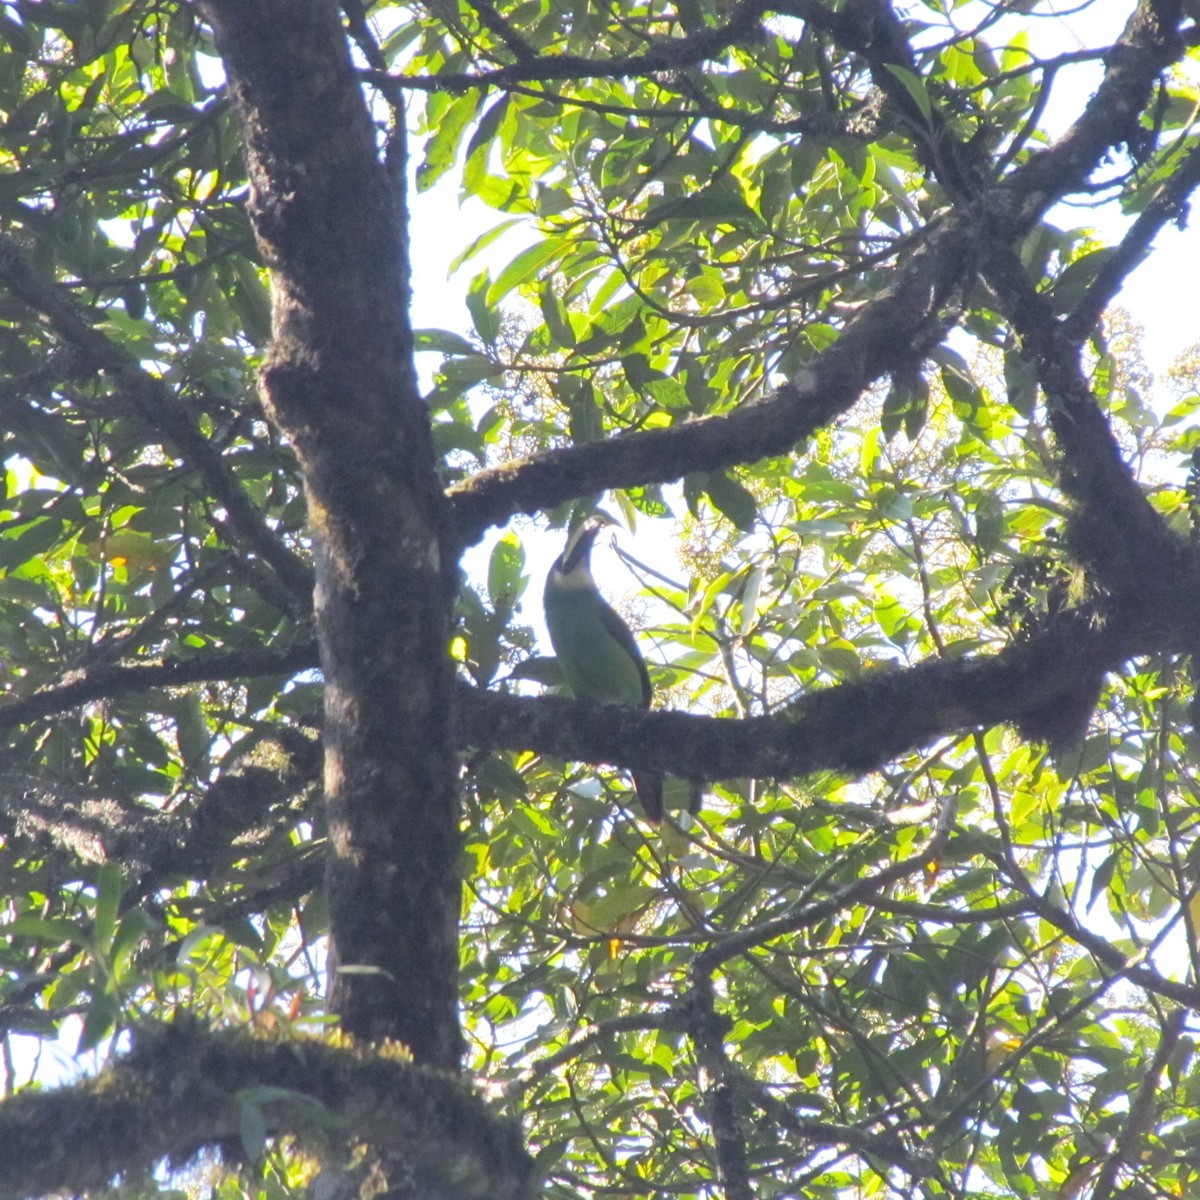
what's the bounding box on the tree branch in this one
[0,1020,534,1200]
[998,0,1186,221]
[1062,137,1200,341]
[0,642,318,733]
[1089,1007,1185,1200]
[1017,887,1200,1009]
[695,800,956,973]
[458,603,1178,785]
[369,0,771,93]
[448,215,971,545]
[0,233,314,607]
[446,0,1192,545]
[982,239,1199,638]
[200,0,463,1066]
[7,578,1196,822]
[685,972,756,1200]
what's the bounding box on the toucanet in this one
[543,517,663,822]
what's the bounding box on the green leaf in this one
[973,492,1005,555]
[238,1094,269,1163]
[1050,246,1118,312]
[93,861,124,954]
[448,218,522,275]
[415,329,479,356]
[705,471,757,532]
[472,173,536,212]
[77,990,119,1054]
[881,374,929,441]
[486,238,564,306]
[539,282,576,348]
[487,532,526,615]
[417,92,481,192]
[7,915,83,945]
[1004,350,1039,416]
[941,365,982,415]
[0,518,65,568]
[643,188,762,230]
[565,378,603,444]
[884,64,934,124]
[466,271,501,344]
[739,566,764,638]
[464,93,510,164]
[475,754,529,800]
[874,590,914,643]
[643,377,691,409]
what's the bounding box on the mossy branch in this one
[0,1020,535,1200]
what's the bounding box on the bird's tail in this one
[633,772,664,823]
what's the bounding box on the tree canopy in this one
[2,0,1200,1197]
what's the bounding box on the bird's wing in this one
[597,600,652,708]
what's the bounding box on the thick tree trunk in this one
[200,0,463,1069]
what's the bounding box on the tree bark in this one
[199,0,463,1068]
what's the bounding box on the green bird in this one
[543,517,663,822]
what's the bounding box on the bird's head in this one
[554,513,620,582]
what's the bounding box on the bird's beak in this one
[561,518,604,574]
